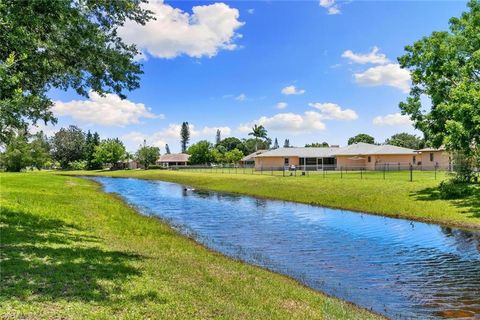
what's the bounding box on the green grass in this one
[0,172,382,319]
[65,168,480,229]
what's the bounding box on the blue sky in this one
[43,0,467,152]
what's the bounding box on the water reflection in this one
[92,177,480,319]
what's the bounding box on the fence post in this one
[383,164,386,180]
[340,167,343,179]
[410,164,413,182]
[434,163,437,180]
[360,169,363,180]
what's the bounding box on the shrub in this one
[438,180,473,199]
[147,165,165,170]
[68,160,88,170]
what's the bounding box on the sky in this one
[40,0,468,153]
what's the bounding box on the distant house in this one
[157,153,190,167]
[416,146,451,170]
[251,143,452,171]
[240,150,268,167]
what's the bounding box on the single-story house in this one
[416,146,451,170]
[157,153,190,167]
[252,143,450,171]
[240,150,268,167]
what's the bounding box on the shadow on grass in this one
[411,184,480,219]
[0,208,143,302]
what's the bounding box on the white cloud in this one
[373,113,412,126]
[119,1,244,59]
[53,92,160,127]
[281,85,306,95]
[319,0,340,14]
[275,102,288,109]
[342,46,389,65]
[308,102,358,120]
[239,111,326,133]
[354,63,411,92]
[247,8,255,14]
[235,93,247,101]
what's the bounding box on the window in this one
[413,156,416,164]
[284,158,289,165]
[430,153,434,162]
[368,156,371,163]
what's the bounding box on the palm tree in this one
[248,124,268,151]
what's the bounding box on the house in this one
[240,150,268,167]
[416,147,451,170]
[157,153,190,167]
[252,143,452,171]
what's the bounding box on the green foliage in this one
[216,129,221,145]
[248,124,268,151]
[51,126,86,169]
[147,165,166,170]
[135,145,160,169]
[224,148,244,164]
[30,132,51,170]
[94,139,126,166]
[439,180,473,199]
[305,142,330,147]
[0,1,153,143]
[165,144,171,154]
[242,138,271,155]
[68,160,88,171]
[348,134,375,145]
[180,122,190,153]
[273,138,279,149]
[187,140,214,165]
[216,137,245,153]
[85,131,102,170]
[385,133,424,150]
[398,0,480,165]
[211,148,225,163]
[283,139,290,148]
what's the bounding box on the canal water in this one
[92,177,480,319]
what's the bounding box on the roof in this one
[254,143,417,158]
[158,153,190,162]
[334,143,417,156]
[256,147,339,158]
[241,150,268,162]
[416,147,446,152]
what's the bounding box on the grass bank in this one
[65,169,480,229]
[0,172,382,319]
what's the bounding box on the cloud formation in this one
[239,111,326,133]
[353,64,411,92]
[309,102,358,120]
[373,113,412,126]
[119,1,244,59]
[281,85,306,95]
[275,102,288,109]
[319,0,340,14]
[342,46,389,65]
[53,92,160,127]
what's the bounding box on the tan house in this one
[252,143,451,171]
[157,153,190,167]
[240,150,268,167]
[416,147,451,170]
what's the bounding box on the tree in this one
[165,144,171,154]
[242,138,271,155]
[180,122,190,153]
[348,134,375,145]
[283,139,290,148]
[273,138,279,149]
[398,0,479,174]
[136,145,160,169]
[84,131,101,170]
[187,140,214,165]
[248,124,268,151]
[51,126,85,168]
[216,129,221,145]
[0,131,32,172]
[216,137,245,153]
[224,149,244,164]
[305,142,329,147]
[30,132,51,170]
[0,1,153,143]
[385,133,425,150]
[94,139,126,167]
[211,148,225,164]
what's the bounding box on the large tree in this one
[84,131,101,170]
[0,130,50,171]
[216,137,245,153]
[398,0,479,165]
[348,134,375,145]
[51,125,86,168]
[248,124,268,151]
[136,145,160,169]
[0,1,152,143]
[385,133,425,150]
[180,122,190,153]
[187,140,214,165]
[94,139,126,167]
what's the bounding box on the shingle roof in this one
[256,147,339,158]
[254,143,417,158]
[241,150,268,162]
[416,146,446,152]
[334,143,417,156]
[158,153,190,162]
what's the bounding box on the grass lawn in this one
[65,169,480,229]
[0,172,382,319]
